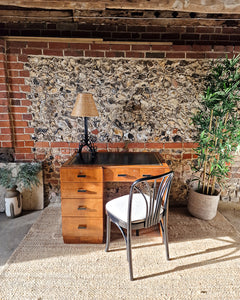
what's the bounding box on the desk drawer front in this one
[140,167,169,178]
[61,182,103,198]
[62,217,103,238]
[62,198,102,217]
[104,167,140,182]
[61,167,102,182]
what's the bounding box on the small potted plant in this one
[188,55,240,220]
[0,162,42,218]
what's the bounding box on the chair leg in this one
[105,214,111,252]
[127,228,133,280]
[163,216,170,260]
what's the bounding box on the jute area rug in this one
[0,205,240,300]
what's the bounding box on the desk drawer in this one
[61,182,103,198]
[62,198,103,217]
[104,167,140,182]
[61,167,102,182]
[62,217,103,241]
[140,167,169,178]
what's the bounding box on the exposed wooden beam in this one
[1,36,103,43]
[1,36,172,45]
[0,9,73,22]
[1,0,240,14]
[1,7,239,26]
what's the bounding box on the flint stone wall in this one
[26,57,208,144]
[25,57,239,205]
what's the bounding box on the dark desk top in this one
[64,152,164,166]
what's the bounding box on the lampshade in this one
[71,93,99,117]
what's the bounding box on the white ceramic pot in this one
[4,186,22,218]
[187,184,220,220]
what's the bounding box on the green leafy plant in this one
[0,162,42,190]
[192,55,240,195]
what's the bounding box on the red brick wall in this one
[1,22,240,46]
[0,38,239,203]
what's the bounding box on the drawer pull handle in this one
[143,174,151,177]
[77,174,86,178]
[78,189,87,193]
[78,206,87,210]
[118,174,127,177]
[78,225,87,230]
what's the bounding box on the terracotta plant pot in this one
[187,183,220,221]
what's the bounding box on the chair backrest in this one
[128,171,174,228]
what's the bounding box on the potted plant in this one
[188,55,240,220]
[0,162,42,218]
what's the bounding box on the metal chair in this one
[105,171,174,280]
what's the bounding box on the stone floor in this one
[218,201,240,232]
[0,210,41,266]
[0,201,239,267]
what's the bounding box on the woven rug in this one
[0,205,240,300]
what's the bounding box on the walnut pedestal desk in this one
[60,152,170,244]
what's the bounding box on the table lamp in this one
[71,93,99,157]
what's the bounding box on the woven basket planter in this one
[187,184,220,221]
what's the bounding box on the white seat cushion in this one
[106,193,150,223]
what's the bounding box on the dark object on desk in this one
[70,152,164,166]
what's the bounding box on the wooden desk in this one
[60,152,170,244]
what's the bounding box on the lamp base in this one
[78,117,97,159]
[78,138,97,159]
